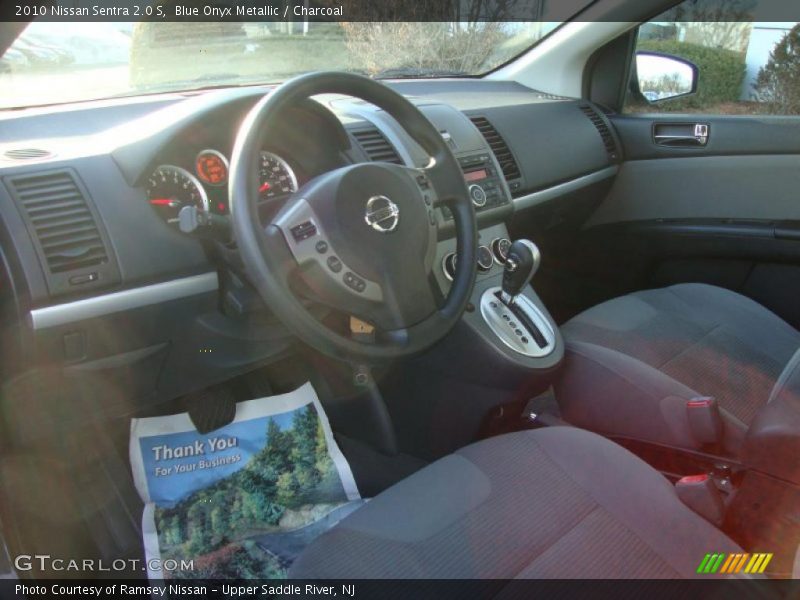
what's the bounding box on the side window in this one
[624,0,800,115]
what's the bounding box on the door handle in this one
[653,123,709,147]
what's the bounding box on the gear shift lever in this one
[501,239,541,305]
[481,238,554,356]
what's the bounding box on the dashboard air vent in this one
[7,170,109,274]
[3,148,53,161]
[4,169,120,296]
[469,116,521,182]
[351,127,403,164]
[579,104,619,161]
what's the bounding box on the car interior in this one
[1,0,800,582]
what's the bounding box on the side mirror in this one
[635,51,698,103]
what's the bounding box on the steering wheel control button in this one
[344,271,366,293]
[315,240,329,254]
[469,184,487,208]
[327,256,343,273]
[477,245,494,272]
[491,238,512,264]
[290,220,317,242]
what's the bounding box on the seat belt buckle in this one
[675,474,725,526]
[686,397,723,446]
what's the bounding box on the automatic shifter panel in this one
[480,287,556,358]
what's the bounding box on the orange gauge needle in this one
[259,182,271,193]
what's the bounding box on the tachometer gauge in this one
[195,149,229,186]
[146,165,209,225]
[258,151,298,200]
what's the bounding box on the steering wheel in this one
[229,72,477,362]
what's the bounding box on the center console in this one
[427,131,563,385]
[343,101,565,457]
[355,101,563,385]
[430,219,564,390]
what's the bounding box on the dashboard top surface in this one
[0,79,556,145]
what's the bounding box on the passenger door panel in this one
[579,113,800,328]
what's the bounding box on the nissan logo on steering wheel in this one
[364,195,400,233]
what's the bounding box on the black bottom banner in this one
[4,579,799,600]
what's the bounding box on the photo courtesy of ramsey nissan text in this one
[1,0,800,598]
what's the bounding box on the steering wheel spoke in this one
[260,223,300,286]
[272,198,385,302]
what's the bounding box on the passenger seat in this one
[556,283,800,464]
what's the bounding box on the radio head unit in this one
[441,153,511,221]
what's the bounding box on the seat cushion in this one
[558,284,800,453]
[744,348,800,484]
[290,428,743,579]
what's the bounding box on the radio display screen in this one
[464,169,488,182]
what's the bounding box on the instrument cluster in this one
[146,148,300,227]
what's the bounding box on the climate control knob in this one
[442,252,457,281]
[469,184,487,208]
[491,237,512,264]
[477,245,494,272]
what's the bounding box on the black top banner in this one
[3,0,800,22]
[5,0,571,23]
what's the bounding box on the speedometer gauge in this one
[195,149,229,186]
[146,165,208,225]
[258,151,298,200]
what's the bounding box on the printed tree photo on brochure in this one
[158,406,343,579]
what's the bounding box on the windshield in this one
[0,21,560,109]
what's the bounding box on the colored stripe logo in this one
[697,552,773,574]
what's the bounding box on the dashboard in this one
[0,78,620,415]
